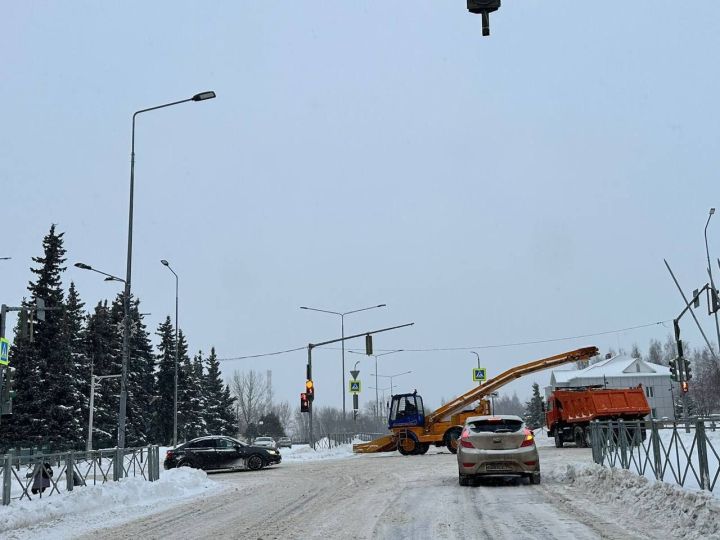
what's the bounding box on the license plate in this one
[486,463,512,471]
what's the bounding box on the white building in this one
[545,354,678,420]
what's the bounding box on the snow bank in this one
[281,442,356,462]
[0,467,222,539]
[547,462,720,539]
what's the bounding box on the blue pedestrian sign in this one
[349,380,361,394]
[0,338,9,366]
[472,367,486,382]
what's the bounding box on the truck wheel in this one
[554,429,563,448]
[397,431,419,456]
[445,427,463,454]
[573,426,586,448]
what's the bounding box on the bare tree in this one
[231,369,272,434]
[271,400,293,435]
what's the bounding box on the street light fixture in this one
[0,257,11,261]
[74,262,126,283]
[705,208,720,351]
[300,303,386,418]
[119,91,216,450]
[370,370,412,396]
[160,259,180,448]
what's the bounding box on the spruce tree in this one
[203,347,225,434]
[177,332,205,442]
[110,295,156,446]
[523,382,545,429]
[86,301,121,448]
[0,225,79,448]
[155,317,176,445]
[64,282,90,446]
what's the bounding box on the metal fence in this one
[590,419,719,492]
[2,445,160,506]
[312,432,388,450]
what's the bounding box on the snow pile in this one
[547,462,720,539]
[0,467,221,538]
[281,442,356,462]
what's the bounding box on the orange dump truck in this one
[546,386,651,448]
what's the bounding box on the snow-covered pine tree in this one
[523,382,545,429]
[203,347,226,434]
[64,282,90,446]
[154,317,176,445]
[177,331,204,442]
[110,295,156,446]
[86,300,121,448]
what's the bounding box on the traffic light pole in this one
[305,322,414,449]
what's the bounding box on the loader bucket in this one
[352,434,397,453]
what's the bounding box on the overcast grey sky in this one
[2,2,719,411]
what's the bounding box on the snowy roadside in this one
[0,467,224,540]
[279,441,358,462]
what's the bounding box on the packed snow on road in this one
[2,440,720,539]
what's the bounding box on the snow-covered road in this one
[78,445,695,540]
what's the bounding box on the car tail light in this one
[523,461,537,466]
[462,463,475,467]
[460,439,474,448]
[520,428,535,448]
[166,450,174,460]
[461,428,470,438]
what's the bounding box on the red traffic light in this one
[681,381,689,393]
[300,392,309,412]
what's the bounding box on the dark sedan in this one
[164,435,282,471]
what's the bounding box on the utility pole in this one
[87,372,122,451]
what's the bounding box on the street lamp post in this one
[470,351,481,386]
[300,303,386,418]
[704,208,720,351]
[161,260,179,448]
[120,91,215,450]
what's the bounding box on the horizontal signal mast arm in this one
[426,346,599,425]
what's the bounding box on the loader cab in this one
[388,392,425,429]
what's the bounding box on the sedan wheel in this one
[178,460,194,468]
[247,455,264,471]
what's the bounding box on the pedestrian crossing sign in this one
[0,338,9,365]
[349,380,361,394]
[472,368,486,382]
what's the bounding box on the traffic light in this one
[305,379,314,401]
[684,359,692,381]
[300,392,309,413]
[681,381,689,393]
[669,358,679,382]
[365,334,373,356]
[1,367,15,416]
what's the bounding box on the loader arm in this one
[425,346,599,425]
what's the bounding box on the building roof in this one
[550,354,670,386]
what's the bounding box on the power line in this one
[217,319,669,361]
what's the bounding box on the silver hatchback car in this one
[457,415,540,486]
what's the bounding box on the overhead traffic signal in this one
[681,381,689,394]
[669,358,679,382]
[305,379,314,401]
[365,334,373,356]
[683,359,692,381]
[300,392,309,413]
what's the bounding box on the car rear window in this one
[468,419,523,433]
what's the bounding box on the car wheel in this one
[178,459,194,468]
[554,429,563,448]
[445,427,463,454]
[247,455,264,471]
[529,472,541,485]
[458,474,470,486]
